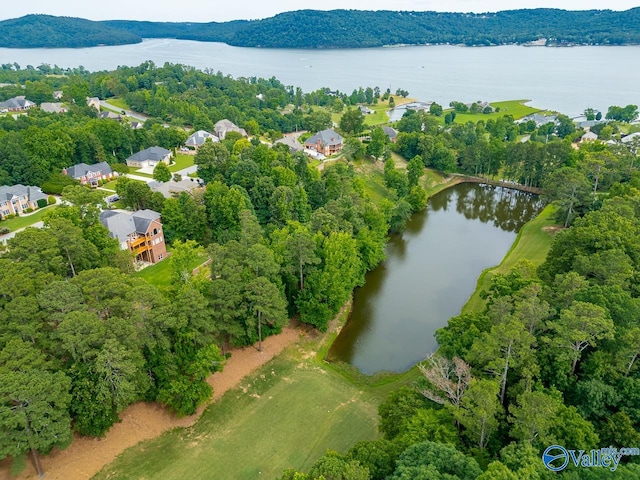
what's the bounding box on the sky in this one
[3,0,639,22]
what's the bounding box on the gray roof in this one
[382,126,398,138]
[582,131,598,140]
[148,178,201,198]
[40,102,67,114]
[98,111,122,120]
[185,130,218,147]
[66,161,113,179]
[99,209,161,243]
[127,146,170,163]
[622,132,640,144]
[0,184,47,203]
[0,96,35,109]
[520,113,558,126]
[305,128,343,147]
[214,119,247,139]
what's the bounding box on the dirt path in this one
[0,324,303,480]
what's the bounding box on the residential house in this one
[126,146,172,169]
[0,184,48,219]
[130,121,144,130]
[621,132,640,144]
[86,97,100,111]
[63,162,114,186]
[148,178,202,198]
[98,111,122,121]
[358,105,374,115]
[185,130,219,149]
[581,131,598,142]
[382,126,398,142]
[518,113,558,127]
[40,102,68,114]
[304,128,344,156]
[53,90,63,100]
[214,119,247,140]
[99,209,167,264]
[0,96,35,111]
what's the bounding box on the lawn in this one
[437,100,541,125]
[93,326,418,480]
[463,204,559,313]
[101,180,118,191]
[169,153,195,172]
[106,97,129,110]
[133,248,208,289]
[0,204,57,232]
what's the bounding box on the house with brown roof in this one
[99,209,167,265]
[63,162,114,186]
[0,184,48,219]
[304,128,344,156]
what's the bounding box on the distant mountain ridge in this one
[2,9,640,49]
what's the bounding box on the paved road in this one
[0,221,44,243]
[99,100,149,123]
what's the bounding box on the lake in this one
[1,39,640,116]
[327,183,544,374]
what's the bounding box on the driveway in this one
[99,100,149,123]
[0,221,44,243]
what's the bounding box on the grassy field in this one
[0,204,57,232]
[101,180,118,191]
[463,204,559,313]
[133,248,207,288]
[107,97,129,110]
[439,100,541,125]
[93,307,418,480]
[169,153,195,172]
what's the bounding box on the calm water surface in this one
[1,40,639,116]
[327,183,544,374]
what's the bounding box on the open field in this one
[438,100,541,125]
[133,248,207,288]
[93,304,418,480]
[463,204,559,313]
[169,153,195,172]
[106,97,129,110]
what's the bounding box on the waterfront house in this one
[0,184,48,219]
[304,129,344,156]
[99,209,167,264]
[63,162,114,186]
[126,146,172,169]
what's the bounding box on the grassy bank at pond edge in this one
[463,204,559,313]
[93,304,418,480]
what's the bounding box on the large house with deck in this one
[99,209,167,264]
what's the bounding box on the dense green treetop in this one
[2,8,640,49]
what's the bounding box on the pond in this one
[327,182,545,374]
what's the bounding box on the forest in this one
[2,8,640,49]
[0,62,639,478]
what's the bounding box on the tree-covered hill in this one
[0,15,142,48]
[2,8,640,49]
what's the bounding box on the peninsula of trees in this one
[2,8,640,49]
